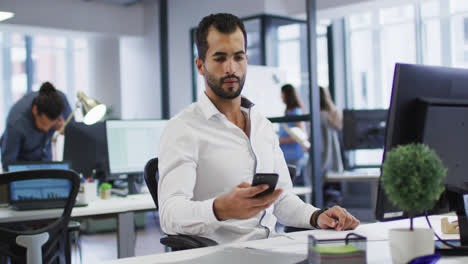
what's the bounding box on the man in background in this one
[1,82,72,170]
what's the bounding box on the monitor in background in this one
[106,120,167,175]
[7,161,70,172]
[342,109,387,150]
[63,122,108,181]
[342,109,388,169]
[105,119,167,193]
[375,63,468,251]
[6,161,74,210]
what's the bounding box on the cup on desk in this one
[77,180,98,204]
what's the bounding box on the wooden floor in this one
[71,212,166,264]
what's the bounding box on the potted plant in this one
[381,143,447,264]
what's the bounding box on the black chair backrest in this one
[287,164,297,181]
[0,169,80,264]
[144,158,159,209]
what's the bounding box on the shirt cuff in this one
[204,198,222,230]
[299,206,320,229]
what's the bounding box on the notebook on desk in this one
[6,161,87,211]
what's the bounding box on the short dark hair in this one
[32,82,64,120]
[195,13,247,61]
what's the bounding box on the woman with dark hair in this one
[278,84,309,185]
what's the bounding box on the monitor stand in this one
[127,173,143,194]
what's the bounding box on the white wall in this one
[0,0,144,36]
[88,35,122,119]
[120,1,162,119]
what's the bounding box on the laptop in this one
[6,161,87,211]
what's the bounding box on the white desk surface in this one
[326,169,381,182]
[291,186,311,196]
[0,188,309,223]
[104,215,468,264]
[0,193,156,223]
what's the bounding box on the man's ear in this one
[31,104,37,116]
[195,58,205,75]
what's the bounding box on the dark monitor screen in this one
[105,119,167,175]
[6,161,71,202]
[63,122,108,180]
[342,109,387,151]
[375,63,468,222]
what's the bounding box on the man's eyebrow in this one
[211,50,245,57]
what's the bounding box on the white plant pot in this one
[389,228,434,264]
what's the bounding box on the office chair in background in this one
[0,169,80,264]
[143,158,218,251]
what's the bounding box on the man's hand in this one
[316,206,360,231]
[54,116,65,134]
[213,182,283,221]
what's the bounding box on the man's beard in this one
[204,66,246,99]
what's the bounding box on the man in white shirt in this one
[158,13,359,244]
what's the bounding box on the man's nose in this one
[224,58,237,75]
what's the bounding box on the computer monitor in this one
[342,109,387,151]
[63,122,108,180]
[105,119,167,175]
[6,161,70,172]
[375,63,468,249]
[6,161,72,209]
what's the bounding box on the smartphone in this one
[251,173,279,198]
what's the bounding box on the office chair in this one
[0,169,80,264]
[287,165,296,181]
[143,158,218,251]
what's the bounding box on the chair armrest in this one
[160,234,218,251]
[284,226,310,233]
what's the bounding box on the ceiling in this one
[83,0,142,6]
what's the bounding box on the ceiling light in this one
[0,12,14,22]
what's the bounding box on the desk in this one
[0,193,156,259]
[103,215,468,264]
[325,169,381,216]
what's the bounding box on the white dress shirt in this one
[158,92,318,244]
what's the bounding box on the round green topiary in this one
[381,143,447,217]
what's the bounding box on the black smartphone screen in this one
[251,173,279,198]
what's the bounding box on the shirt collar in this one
[199,92,254,120]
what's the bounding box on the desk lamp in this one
[52,91,106,160]
[57,91,107,135]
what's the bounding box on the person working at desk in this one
[0,82,72,170]
[158,13,360,244]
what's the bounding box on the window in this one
[421,0,442,66]
[448,0,468,66]
[344,0,468,167]
[379,6,416,107]
[278,24,302,89]
[0,32,88,133]
[347,12,376,109]
[316,22,330,89]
